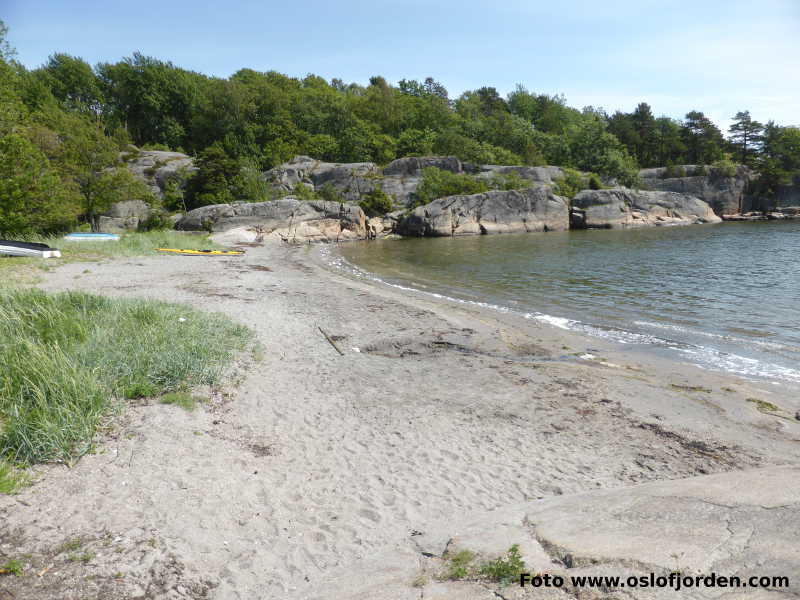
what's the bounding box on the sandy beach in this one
[2,239,799,599]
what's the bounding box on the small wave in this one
[320,246,800,384]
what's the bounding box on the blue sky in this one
[4,0,799,129]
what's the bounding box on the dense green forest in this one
[1,20,799,234]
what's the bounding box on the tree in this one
[682,111,725,164]
[0,134,78,233]
[37,53,104,115]
[728,110,764,166]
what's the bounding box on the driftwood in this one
[318,326,344,356]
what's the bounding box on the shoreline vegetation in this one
[0,282,252,492]
[1,20,798,239]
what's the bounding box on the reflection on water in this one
[336,221,800,382]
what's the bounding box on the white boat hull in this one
[0,242,62,258]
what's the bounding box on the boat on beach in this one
[0,240,62,258]
[63,233,121,241]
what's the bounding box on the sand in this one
[1,240,799,599]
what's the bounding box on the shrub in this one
[710,156,738,177]
[477,544,526,584]
[487,171,532,191]
[553,168,586,198]
[318,182,344,203]
[663,164,687,179]
[588,173,604,190]
[137,212,172,232]
[292,182,319,200]
[414,167,489,206]
[359,186,393,217]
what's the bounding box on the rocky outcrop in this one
[639,165,753,216]
[397,186,569,237]
[476,164,565,185]
[265,155,570,210]
[125,149,197,200]
[97,200,152,233]
[571,189,722,229]
[175,198,366,242]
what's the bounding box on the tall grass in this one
[0,289,252,464]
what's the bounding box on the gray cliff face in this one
[97,199,152,233]
[476,164,565,185]
[571,188,722,229]
[638,165,753,216]
[397,186,570,237]
[126,149,197,200]
[176,198,366,242]
[265,155,567,209]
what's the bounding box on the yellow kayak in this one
[156,248,245,256]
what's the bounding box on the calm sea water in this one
[332,221,800,383]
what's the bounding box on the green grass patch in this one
[439,545,526,585]
[747,398,781,414]
[0,558,23,576]
[160,392,202,411]
[0,459,30,494]
[0,288,252,464]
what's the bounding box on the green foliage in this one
[160,392,200,411]
[0,288,252,464]
[442,550,476,580]
[0,133,78,234]
[486,171,533,191]
[137,213,172,232]
[0,460,30,494]
[588,173,604,190]
[291,182,319,200]
[710,156,738,177]
[553,168,587,198]
[477,544,526,584]
[663,164,687,178]
[359,185,394,216]
[318,182,344,203]
[0,558,23,576]
[0,18,797,227]
[439,545,526,586]
[415,167,489,206]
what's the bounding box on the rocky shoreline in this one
[100,152,800,243]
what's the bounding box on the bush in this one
[588,173,604,189]
[414,167,489,206]
[486,171,532,191]
[359,186,393,217]
[292,182,319,200]
[137,212,172,232]
[553,168,586,198]
[710,157,738,177]
[318,182,344,203]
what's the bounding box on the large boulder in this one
[477,164,565,185]
[97,199,152,233]
[571,188,722,229]
[264,156,379,204]
[382,156,462,177]
[397,186,569,237]
[639,165,753,215]
[175,198,366,242]
[124,149,197,200]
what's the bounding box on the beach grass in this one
[0,231,225,287]
[0,288,252,466]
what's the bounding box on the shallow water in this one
[334,221,800,383]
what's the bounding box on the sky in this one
[3,0,799,130]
